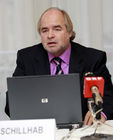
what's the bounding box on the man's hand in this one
[83,111,106,126]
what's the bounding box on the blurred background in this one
[0,0,113,120]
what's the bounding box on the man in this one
[5,7,113,125]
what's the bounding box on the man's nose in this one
[48,30,55,39]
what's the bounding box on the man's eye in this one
[41,29,48,33]
[55,28,61,31]
[42,30,47,33]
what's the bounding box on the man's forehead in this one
[40,24,65,29]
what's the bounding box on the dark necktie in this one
[53,57,64,75]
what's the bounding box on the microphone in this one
[83,72,105,119]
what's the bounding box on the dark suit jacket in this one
[5,42,113,119]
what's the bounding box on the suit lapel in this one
[33,46,50,75]
[69,42,85,74]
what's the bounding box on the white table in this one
[56,120,113,140]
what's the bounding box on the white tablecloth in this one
[56,120,113,140]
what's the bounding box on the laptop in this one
[7,73,83,128]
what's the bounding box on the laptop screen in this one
[7,73,83,125]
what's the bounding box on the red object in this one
[83,77,104,98]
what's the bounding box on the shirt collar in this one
[48,44,71,65]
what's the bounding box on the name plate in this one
[0,119,56,140]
